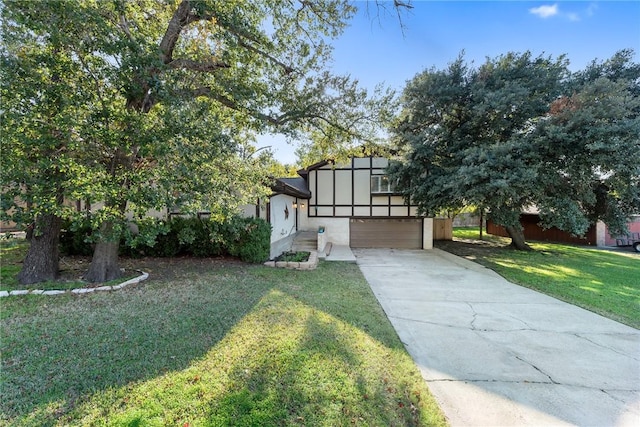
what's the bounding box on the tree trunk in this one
[85,221,123,283]
[17,213,63,284]
[505,225,532,251]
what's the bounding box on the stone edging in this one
[0,271,149,297]
[263,251,318,270]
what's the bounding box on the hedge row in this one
[60,216,271,263]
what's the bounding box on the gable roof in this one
[272,177,311,199]
[297,160,332,177]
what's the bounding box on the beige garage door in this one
[350,218,423,249]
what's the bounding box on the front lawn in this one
[437,227,640,328]
[0,250,446,426]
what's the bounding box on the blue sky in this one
[265,1,640,164]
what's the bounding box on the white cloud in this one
[567,12,580,22]
[586,2,598,17]
[529,4,559,18]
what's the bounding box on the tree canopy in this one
[389,50,640,249]
[1,0,398,283]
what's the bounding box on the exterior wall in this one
[303,157,432,249]
[596,221,607,247]
[239,204,257,219]
[0,219,19,232]
[0,199,169,232]
[270,233,296,260]
[239,199,269,221]
[603,215,640,246]
[298,216,350,246]
[453,213,482,227]
[269,194,297,244]
[307,157,419,218]
[268,194,300,259]
[423,218,434,249]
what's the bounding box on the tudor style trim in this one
[303,157,418,218]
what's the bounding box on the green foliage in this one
[61,215,270,263]
[533,50,640,236]
[59,219,94,257]
[275,251,311,262]
[1,1,94,231]
[390,50,640,246]
[2,0,398,279]
[226,217,272,263]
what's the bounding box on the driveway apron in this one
[354,248,640,426]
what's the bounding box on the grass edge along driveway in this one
[446,227,639,329]
[1,260,447,426]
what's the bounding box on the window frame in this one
[370,174,397,195]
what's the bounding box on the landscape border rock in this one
[0,271,149,297]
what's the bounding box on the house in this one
[256,157,434,259]
[4,156,432,259]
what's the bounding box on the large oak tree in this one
[2,0,398,283]
[389,51,639,250]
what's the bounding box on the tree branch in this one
[191,87,280,125]
[159,0,202,64]
[232,35,295,75]
[167,58,230,72]
[160,1,295,75]
[190,88,367,142]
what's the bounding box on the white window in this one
[370,175,396,194]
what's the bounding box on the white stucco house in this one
[253,157,434,259]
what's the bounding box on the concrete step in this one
[292,230,318,252]
[292,245,316,252]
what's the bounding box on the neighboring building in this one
[486,213,640,247]
[597,216,640,247]
[254,157,434,259]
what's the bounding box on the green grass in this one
[450,226,509,244]
[450,227,640,328]
[0,239,136,292]
[0,259,446,426]
[0,239,26,289]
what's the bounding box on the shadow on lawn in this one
[1,261,432,425]
[1,262,270,423]
[202,292,421,426]
[436,239,640,328]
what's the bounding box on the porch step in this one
[291,231,317,252]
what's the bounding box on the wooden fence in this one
[486,214,597,245]
[433,218,453,240]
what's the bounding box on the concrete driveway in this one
[354,248,640,426]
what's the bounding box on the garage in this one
[350,218,423,249]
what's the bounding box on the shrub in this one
[60,215,271,263]
[228,217,271,263]
[149,226,182,257]
[120,217,174,258]
[275,251,310,262]
[60,219,94,256]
